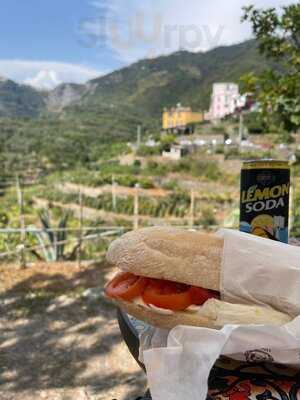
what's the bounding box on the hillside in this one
[0,39,269,121]
[68,39,269,120]
[0,39,274,174]
[46,82,87,111]
[0,78,45,118]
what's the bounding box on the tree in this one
[241,4,300,132]
[160,134,176,151]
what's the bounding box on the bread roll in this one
[106,227,223,291]
[114,298,292,330]
[106,227,291,329]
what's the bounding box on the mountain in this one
[46,83,86,111]
[67,39,270,121]
[0,39,270,120]
[0,79,46,118]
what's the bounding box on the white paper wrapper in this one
[218,229,300,316]
[142,230,300,400]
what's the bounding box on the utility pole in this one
[77,190,84,268]
[16,175,26,268]
[239,113,244,146]
[112,175,117,211]
[134,183,140,230]
[137,125,142,149]
[189,189,195,227]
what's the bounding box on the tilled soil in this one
[0,262,147,400]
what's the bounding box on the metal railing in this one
[0,226,127,265]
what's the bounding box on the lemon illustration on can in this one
[251,214,274,239]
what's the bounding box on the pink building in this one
[207,83,241,121]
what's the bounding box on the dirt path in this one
[0,262,146,400]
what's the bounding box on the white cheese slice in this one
[132,296,175,315]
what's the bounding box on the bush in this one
[273,130,295,144]
[215,145,224,154]
[224,146,240,160]
[175,159,222,181]
[244,112,266,134]
[198,206,217,228]
[0,212,9,227]
[137,145,161,156]
[138,178,154,189]
[160,134,176,151]
[211,124,225,134]
[162,180,180,191]
[204,162,222,181]
[145,161,168,176]
[133,159,141,167]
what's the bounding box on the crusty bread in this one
[107,227,292,329]
[114,299,217,329]
[106,227,223,291]
[114,298,292,329]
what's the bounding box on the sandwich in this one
[105,227,291,329]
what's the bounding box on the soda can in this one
[240,160,290,243]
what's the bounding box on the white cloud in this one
[24,70,62,90]
[0,60,103,89]
[84,0,293,64]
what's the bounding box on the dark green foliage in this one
[35,209,76,261]
[273,130,295,144]
[243,112,266,134]
[65,166,155,189]
[137,145,161,156]
[198,206,217,227]
[242,4,300,132]
[170,158,222,181]
[162,180,180,191]
[40,189,191,218]
[211,124,225,134]
[0,79,45,118]
[144,161,168,176]
[78,40,270,118]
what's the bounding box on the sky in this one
[0,0,292,90]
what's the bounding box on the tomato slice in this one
[189,286,220,305]
[142,279,193,311]
[105,272,148,301]
[105,272,220,310]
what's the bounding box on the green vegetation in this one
[136,145,161,156]
[2,29,300,267]
[197,206,217,228]
[291,185,300,238]
[242,4,300,133]
[244,112,266,134]
[57,165,155,189]
[39,189,191,218]
[77,40,271,120]
[0,79,45,118]
[0,40,275,172]
[169,158,222,181]
[32,209,78,262]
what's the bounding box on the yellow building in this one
[162,104,203,131]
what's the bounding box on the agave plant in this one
[30,209,79,262]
